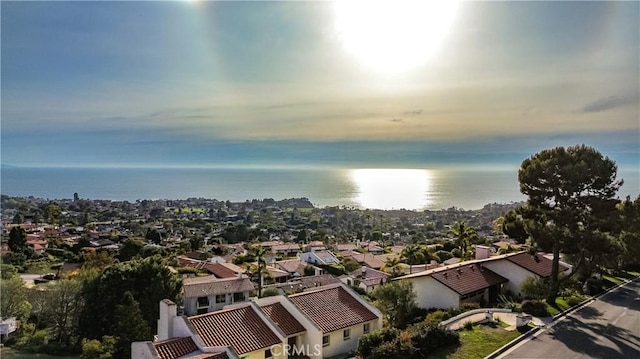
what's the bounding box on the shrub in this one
[176,267,202,275]
[521,300,549,317]
[261,288,279,297]
[521,277,549,300]
[368,338,413,359]
[497,294,520,310]
[409,321,460,355]
[463,320,474,330]
[357,327,400,358]
[424,310,448,326]
[459,302,481,311]
[567,295,585,307]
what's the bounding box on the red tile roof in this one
[289,285,379,333]
[204,263,238,279]
[275,259,306,274]
[260,302,306,336]
[430,263,508,295]
[505,252,567,277]
[154,337,198,359]
[188,305,281,355]
[183,276,254,297]
[348,253,384,269]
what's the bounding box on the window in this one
[196,296,209,308]
[363,323,370,333]
[343,329,350,340]
[233,292,246,302]
[215,294,226,304]
[322,335,330,347]
[196,307,208,315]
[264,349,273,359]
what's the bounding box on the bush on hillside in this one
[521,300,549,317]
[408,321,460,355]
[357,327,400,358]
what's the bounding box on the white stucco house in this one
[397,251,570,309]
[299,250,340,266]
[182,275,254,315]
[288,283,383,359]
[133,283,382,359]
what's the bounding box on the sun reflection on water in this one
[349,168,433,210]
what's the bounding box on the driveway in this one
[497,278,640,358]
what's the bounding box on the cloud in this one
[582,96,630,113]
[402,109,422,116]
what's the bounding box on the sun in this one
[334,0,460,73]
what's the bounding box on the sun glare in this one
[334,0,460,73]
[349,169,432,210]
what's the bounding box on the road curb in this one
[483,275,640,359]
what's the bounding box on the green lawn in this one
[432,324,522,359]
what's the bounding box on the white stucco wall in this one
[131,342,157,359]
[409,276,461,309]
[240,344,285,359]
[185,292,249,316]
[482,261,537,298]
[281,298,323,359]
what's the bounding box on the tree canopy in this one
[79,255,182,341]
[516,144,622,302]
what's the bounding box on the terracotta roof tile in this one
[275,259,306,274]
[260,302,306,336]
[289,285,379,332]
[154,337,198,359]
[188,305,281,355]
[183,276,254,297]
[505,252,567,277]
[348,253,384,269]
[430,263,508,295]
[204,263,238,279]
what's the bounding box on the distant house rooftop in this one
[183,276,254,298]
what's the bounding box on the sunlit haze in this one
[334,0,460,73]
[1,1,638,171]
[350,169,433,209]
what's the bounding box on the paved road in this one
[499,279,640,359]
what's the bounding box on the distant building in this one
[182,275,254,315]
[299,250,339,266]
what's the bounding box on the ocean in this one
[1,166,638,211]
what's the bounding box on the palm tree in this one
[382,257,402,276]
[448,221,477,260]
[401,244,425,274]
[250,245,268,297]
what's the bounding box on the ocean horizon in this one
[1,166,638,211]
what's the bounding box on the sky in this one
[2,0,639,170]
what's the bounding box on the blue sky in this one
[2,1,639,169]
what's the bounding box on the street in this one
[499,278,640,358]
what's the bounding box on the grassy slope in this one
[432,324,521,359]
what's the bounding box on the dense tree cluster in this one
[502,145,638,302]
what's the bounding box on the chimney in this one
[157,299,177,341]
[475,245,491,260]
[361,266,367,276]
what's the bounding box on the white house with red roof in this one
[396,251,571,309]
[136,283,382,359]
[288,283,383,358]
[182,275,254,315]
